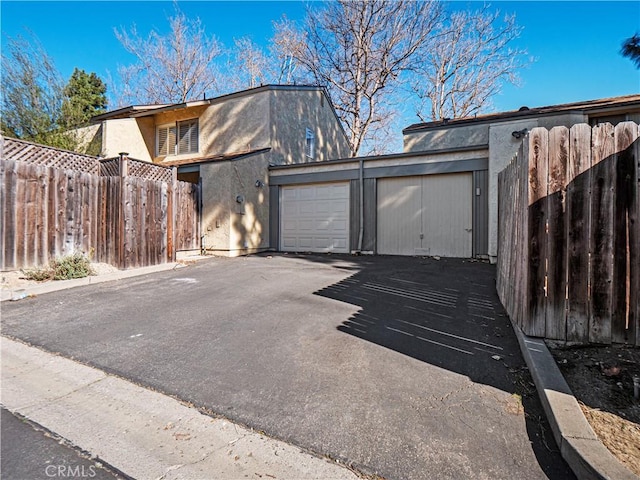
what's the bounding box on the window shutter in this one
[178,119,198,154]
[157,126,176,156]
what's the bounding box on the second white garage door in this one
[280,182,350,253]
[377,173,473,257]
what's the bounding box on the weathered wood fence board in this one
[497,121,639,346]
[566,123,591,342]
[1,156,200,271]
[527,127,548,338]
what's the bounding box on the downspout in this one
[357,157,364,252]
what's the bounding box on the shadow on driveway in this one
[296,253,574,480]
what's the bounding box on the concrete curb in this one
[512,325,639,480]
[1,262,185,302]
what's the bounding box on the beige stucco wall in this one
[270,89,351,164]
[200,152,271,257]
[101,117,155,161]
[72,124,102,154]
[200,92,271,158]
[403,123,489,152]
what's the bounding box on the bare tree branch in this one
[293,0,442,156]
[412,5,531,121]
[114,5,221,104]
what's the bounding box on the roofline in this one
[91,85,331,122]
[403,94,640,134]
[90,104,170,123]
[161,147,272,167]
[268,144,487,170]
[129,100,211,118]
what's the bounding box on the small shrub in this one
[21,266,54,282]
[21,252,95,282]
[51,252,95,280]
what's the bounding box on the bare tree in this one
[270,16,306,84]
[114,7,221,104]
[225,37,272,91]
[225,16,307,91]
[412,5,530,122]
[294,0,442,156]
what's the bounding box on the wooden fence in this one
[497,122,639,346]
[1,156,200,271]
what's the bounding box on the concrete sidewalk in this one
[1,337,360,480]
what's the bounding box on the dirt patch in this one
[1,262,120,291]
[550,344,640,476]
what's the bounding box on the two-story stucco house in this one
[85,85,352,257]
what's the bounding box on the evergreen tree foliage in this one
[621,34,640,69]
[1,34,108,153]
[62,68,107,127]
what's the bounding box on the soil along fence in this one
[497,122,639,346]
[1,144,200,271]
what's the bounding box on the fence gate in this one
[174,180,201,254]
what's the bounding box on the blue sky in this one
[1,0,639,121]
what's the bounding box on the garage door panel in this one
[282,219,298,231]
[331,184,349,198]
[280,183,350,253]
[316,202,330,214]
[377,177,422,255]
[298,220,314,231]
[332,202,347,214]
[333,219,348,231]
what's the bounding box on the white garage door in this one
[280,182,350,253]
[377,173,472,257]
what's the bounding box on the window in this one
[156,119,199,156]
[305,128,315,159]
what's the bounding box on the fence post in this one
[118,153,129,269]
[167,167,177,262]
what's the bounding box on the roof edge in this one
[404,94,640,133]
[91,85,330,122]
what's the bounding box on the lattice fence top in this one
[0,136,99,174]
[99,157,174,182]
[129,158,173,182]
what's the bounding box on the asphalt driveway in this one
[1,254,574,479]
